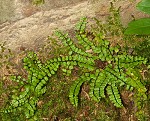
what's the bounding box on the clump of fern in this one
[2,17,148,120]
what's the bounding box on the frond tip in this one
[107,85,123,107]
[69,76,86,107]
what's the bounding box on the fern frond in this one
[106,85,123,107]
[75,17,87,33]
[117,54,147,68]
[125,68,147,92]
[75,17,94,51]
[69,76,86,107]
[55,30,92,58]
[89,70,108,101]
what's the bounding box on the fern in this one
[58,17,147,107]
[69,75,88,107]
[89,70,105,100]
[3,17,148,119]
[107,85,123,107]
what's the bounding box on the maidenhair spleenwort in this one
[3,17,147,120]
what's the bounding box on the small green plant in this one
[2,17,148,120]
[134,39,150,63]
[125,0,150,35]
[32,0,44,5]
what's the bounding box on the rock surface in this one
[0,0,149,52]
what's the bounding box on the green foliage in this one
[124,5,150,119]
[137,0,150,14]
[125,18,150,35]
[125,0,150,35]
[2,17,148,120]
[92,2,123,37]
[32,0,44,5]
[56,18,147,108]
[134,39,150,63]
[2,51,59,119]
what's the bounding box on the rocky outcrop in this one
[0,0,149,52]
[0,1,97,52]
